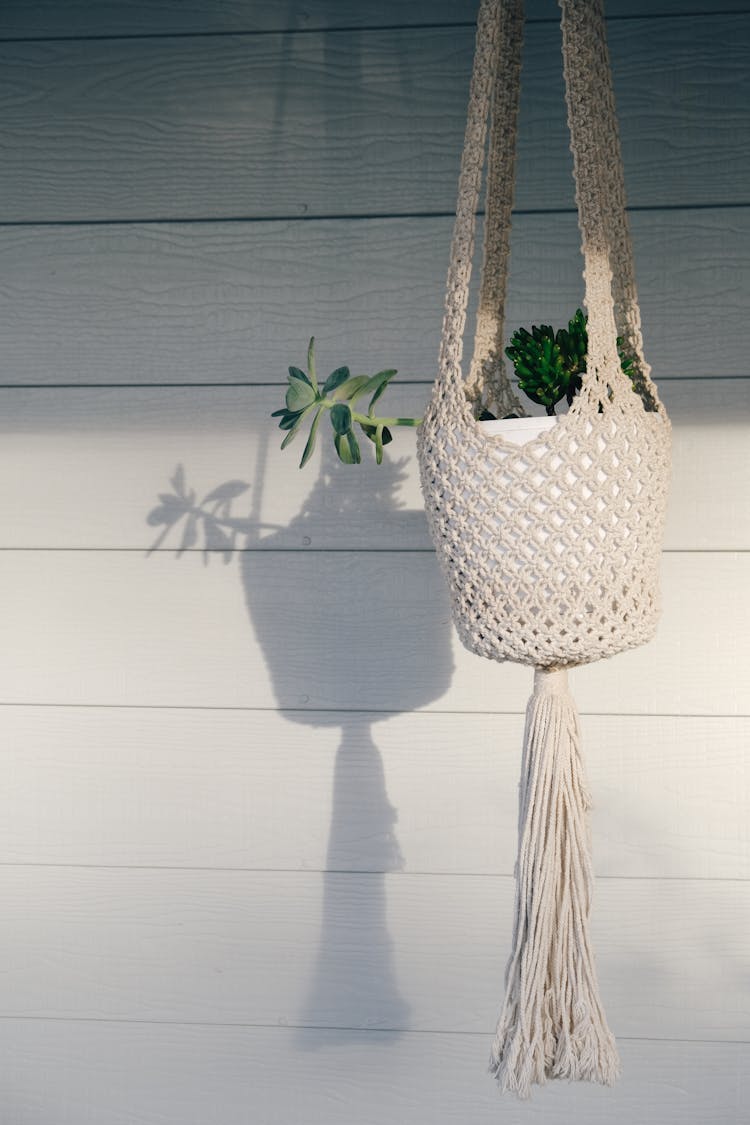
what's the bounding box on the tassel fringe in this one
[489,666,620,1098]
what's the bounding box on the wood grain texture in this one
[0,1023,746,1125]
[0,0,486,37]
[0,865,747,1039]
[1,210,747,385]
[1,706,746,879]
[0,16,746,221]
[4,0,748,38]
[0,1,744,1119]
[0,551,746,715]
[0,378,746,550]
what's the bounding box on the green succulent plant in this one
[272,338,421,467]
[275,316,651,467]
[504,308,640,416]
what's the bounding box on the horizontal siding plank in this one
[1,210,747,384]
[1,1023,746,1125]
[0,17,746,221]
[1,707,746,879]
[4,1,748,38]
[0,551,746,715]
[0,866,747,1039]
[1,6,743,1124]
[0,379,746,550]
[0,1,485,37]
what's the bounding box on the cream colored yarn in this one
[417,0,672,1099]
[490,666,619,1096]
[418,0,671,670]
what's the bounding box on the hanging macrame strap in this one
[437,0,661,417]
[465,0,525,418]
[436,0,508,414]
[560,0,662,413]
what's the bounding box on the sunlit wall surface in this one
[0,1,747,1120]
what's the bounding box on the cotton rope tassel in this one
[489,667,620,1098]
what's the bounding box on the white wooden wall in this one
[0,1,748,1121]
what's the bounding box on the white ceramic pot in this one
[478,414,558,446]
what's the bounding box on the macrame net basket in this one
[417,0,671,1099]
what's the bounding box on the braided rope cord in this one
[421,6,670,1090]
[418,0,671,670]
[562,0,662,411]
[465,0,526,419]
[436,0,664,417]
[435,0,503,416]
[560,0,662,414]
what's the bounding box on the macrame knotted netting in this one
[418,0,670,668]
[416,0,672,1098]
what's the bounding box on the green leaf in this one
[299,407,323,469]
[372,424,392,465]
[334,429,361,465]
[518,383,550,408]
[322,366,351,395]
[288,365,313,388]
[346,428,361,464]
[363,368,397,414]
[281,421,304,449]
[331,375,371,403]
[330,402,352,435]
[334,432,354,464]
[285,378,317,412]
[362,422,393,457]
[276,409,303,430]
[281,407,314,448]
[307,337,318,391]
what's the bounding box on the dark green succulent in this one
[505,308,640,415]
[272,338,421,467]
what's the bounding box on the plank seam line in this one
[0,1014,745,1044]
[0,547,743,556]
[0,10,745,44]
[0,202,747,228]
[0,863,745,883]
[2,25,480,46]
[0,702,746,719]
[0,375,747,389]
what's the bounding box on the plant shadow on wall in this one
[146,440,455,1045]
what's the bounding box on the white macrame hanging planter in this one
[417,0,671,1099]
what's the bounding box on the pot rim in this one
[478,414,559,435]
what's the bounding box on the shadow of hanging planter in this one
[242,452,455,721]
[147,447,456,1044]
[239,454,452,1042]
[145,451,454,720]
